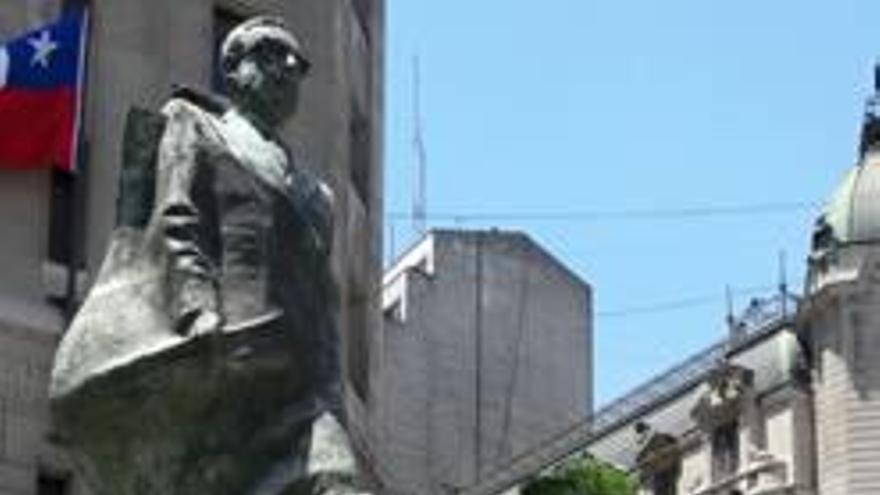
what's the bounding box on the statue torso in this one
[183,105,329,338]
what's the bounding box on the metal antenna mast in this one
[859,61,880,156]
[778,250,788,318]
[412,55,427,236]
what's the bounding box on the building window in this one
[37,472,69,495]
[62,0,88,13]
[48,168,79,267]
[653,468,677,495]
[349,100,371,209]
[347,291,370,402]
[212,7,246,93]
[712,421,740,481]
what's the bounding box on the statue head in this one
[221,16,311,130]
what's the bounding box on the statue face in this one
[227,35,310,128]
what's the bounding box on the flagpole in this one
[64,6,91,323]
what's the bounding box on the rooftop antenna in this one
[859,61,880,156]
[778,250,788,318]
[865,61,880,117]
[874,60,880,98]
[412,55,427,236]
[725,285,736,339]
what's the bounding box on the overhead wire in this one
[380,198,817,490]
[596,283,792,319]
[385,200,821,224]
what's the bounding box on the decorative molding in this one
[690,453,789,495]
[634,424,680,478]
[691,363,755,433]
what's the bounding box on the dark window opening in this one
[212,7,247,94]
[62,0,89,14]
[37,472,69,495]
[48,168,82,267]
[653,468,677,495]
[346,292,370,402]
[349,101,371,209]
[712,421,740,481]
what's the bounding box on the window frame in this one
[711,420,740,481]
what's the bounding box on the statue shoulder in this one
[163,86,229,116]
[314,181,335,215]
[160,86,229,134]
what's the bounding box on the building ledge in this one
[691,458,788,495]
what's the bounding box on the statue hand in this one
[189,309,224,337]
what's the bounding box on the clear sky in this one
[383,0,879,406]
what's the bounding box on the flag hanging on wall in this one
[0,10,88,172]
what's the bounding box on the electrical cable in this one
[385,200,820,224]
[596,283,788,319]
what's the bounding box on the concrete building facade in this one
[0,1,384,494]
[375,230,593,495]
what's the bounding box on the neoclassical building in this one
[587,72,880,495]
[466,72,880,495]
[799,77,880,495]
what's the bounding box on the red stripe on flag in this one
[0,88,75,171]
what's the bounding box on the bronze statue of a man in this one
[50,17,369,495]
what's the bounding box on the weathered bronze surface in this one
[50,17,368,495]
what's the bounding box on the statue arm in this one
[301,180,335,257]
[307,182,345,415]
[315,183,336,255]
[157,99,222,335]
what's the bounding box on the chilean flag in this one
[0,10,88,172]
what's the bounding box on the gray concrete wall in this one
[377,230,592,495]
[0,0,383,493]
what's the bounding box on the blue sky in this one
[383,0,878,406]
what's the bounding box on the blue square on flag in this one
[0,10,88,172]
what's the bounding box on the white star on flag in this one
[28,30,58,69]
[0,48,8,89]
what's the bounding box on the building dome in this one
[812,76,880,253]
[817,150,880,246]
[807,79,880,292]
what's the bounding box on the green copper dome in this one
[819,151,880,246]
